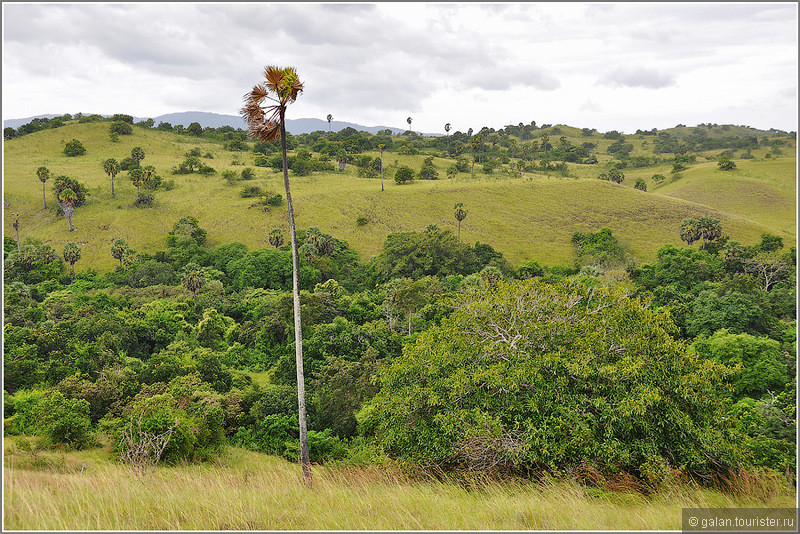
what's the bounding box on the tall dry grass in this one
[4,440,796,531]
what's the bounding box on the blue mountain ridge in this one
[3,111,438,136]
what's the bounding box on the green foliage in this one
[109,375,225,464]
[168,216,207,247]
[110,121,133,135]
[63,139,87,157]
[690,330,788,399]
[571,228,628,269]
[717,155,737,171]
[369,279,743,478]
[394,165,415,184]
[53,175,88,208]
[31,389,94,449]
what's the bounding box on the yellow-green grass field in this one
[4,437,795,531]
[3,122,796,272]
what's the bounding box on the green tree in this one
[36,166,50,209]
[110,121,133,135]
[102,158,120,198]
[63,241,82,275]
[696,216,722,250]
[394,165,414,185]
[691,330,788,400]
[130,146,145,167]
[269,228,285,248]
[454,202,468,241]
[717,155,737,171]
[369,279,743,479]
[63,139,86,157]
[187,122,203,136]
[241,65,311,485]
[111,238,128,266]
[181,262,206,304]
[634,177,647,191]
[680,218,700,247]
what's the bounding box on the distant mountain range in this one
[3,111,431,136]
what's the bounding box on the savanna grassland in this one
[3,120,795,271]
[4,437,796,531]
[3,116,797,531]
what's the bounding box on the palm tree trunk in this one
[42,183,47,209]
[111,176,115,198]
[281,109,312,486]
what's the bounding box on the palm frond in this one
[249,120,281,142]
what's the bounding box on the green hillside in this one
[3,121,795,272]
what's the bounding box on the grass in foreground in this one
[3,438,795,531]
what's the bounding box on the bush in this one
[110,121,133,135]
[32,390,94,449]
[63,139,87,157]
[240,186,262,198]
[394,166,415,184]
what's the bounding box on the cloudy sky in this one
[3,2,798,134]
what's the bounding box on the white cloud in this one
[2,2,797,133]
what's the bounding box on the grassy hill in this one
[3,121,796,272]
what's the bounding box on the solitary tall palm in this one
[37,166,50,209]
[454,202,468,241]
[241,65,311,485]
[327,114,333,132]
[444,123,451,153]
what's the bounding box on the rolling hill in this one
[3,120,795,273]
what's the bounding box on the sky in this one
[2,2,798,135]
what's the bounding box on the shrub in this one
[32,390,94,449]
[240,186,262,198]
[394,165,415,184]
[110,121,133,135]
[63,139,87,157]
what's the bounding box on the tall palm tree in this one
[241,65,312,485]
[36,166,50,209]
[102,158,120,198]
[12,213,20,251]
[444,123,451,153]
[406,116,412,134]
[378,144,385,192]
[326,114,333,132]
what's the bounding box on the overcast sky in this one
[3,2,798,134]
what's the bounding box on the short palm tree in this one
[102,158,120,198]
[269,227,285,248]
[241,65,312,485]
[58,188,77,231]
[36,166,50,209]
[63,241,82,275]
[680,218,700,247]
[181,263,205,304]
